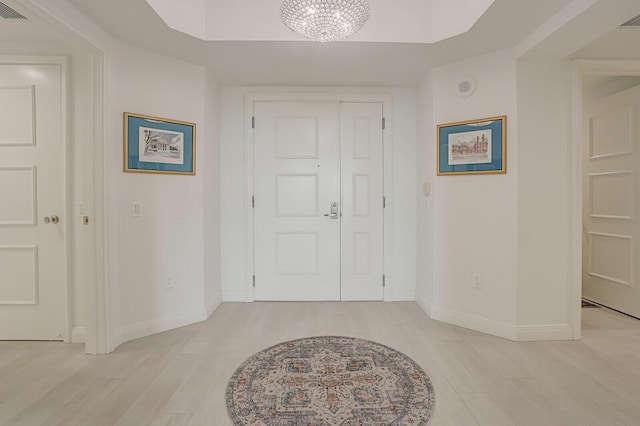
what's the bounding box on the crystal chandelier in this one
[280,0,371,43]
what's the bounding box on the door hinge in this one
[252,116,255,129]
[253,275,256,287]
[252,195,255,208]
[382,117,386,130]
[383,275,386,288]
[383,196,386,209]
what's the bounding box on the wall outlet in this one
[472,273,482,289]
[164,273,174,289]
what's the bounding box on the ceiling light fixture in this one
[280,0,370,43]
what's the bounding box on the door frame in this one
[19,0,113,354]
[245,92,394,302]
[571,59,640,340]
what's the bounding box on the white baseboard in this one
[431,305,517,340]
[71,326,86,343]
[114,311,207,348]
[515,324,574,341]
[423,303,573,342]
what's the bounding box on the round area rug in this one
[226,336,435,425]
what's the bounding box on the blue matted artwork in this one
[124,112,195,175]
[437,116,506,175]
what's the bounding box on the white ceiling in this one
[144,0,495,44]
[2,0,639,86]
[63,0,575,86]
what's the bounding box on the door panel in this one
[340,103,384,300]
[0,166,36,225]
[0,85,34,145]
[254,101,341,301]
[0,62,67,339]
[583,84,640,318]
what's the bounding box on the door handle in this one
[44,215,60,224]
[323,201,339,219]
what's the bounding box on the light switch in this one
[423,182,431,196]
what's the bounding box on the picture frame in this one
[124,112,196,175]
[437,115,506,175]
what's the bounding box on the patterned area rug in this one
[226,336,435,425]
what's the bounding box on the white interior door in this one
[340,103,384,300]
[254,101,341,301]
[253,100,384,301]
[583,83,640,318]
[0,62,67,340]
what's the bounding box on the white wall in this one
[110,43,221,346]
[203,69,222,315]
[515,59,573,332]
[416,72,435,310]
[219,87,248,301]
[416,49,575,340]
[419,49,520,337]
[391,89,419,301]
[220,86,417,301]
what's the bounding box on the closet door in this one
[583,84,640,318]
[0,62,67,340]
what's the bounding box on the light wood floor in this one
[1,302,640,425]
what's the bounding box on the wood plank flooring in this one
[1,302,640,425]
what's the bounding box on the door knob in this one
[323,201,339,219]
[44,215,60,224]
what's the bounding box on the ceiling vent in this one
[621,13,640,27]
[0,2,27,19]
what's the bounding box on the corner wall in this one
[417,49,575,341]
[203,69,222,315]
[420,49,520,338]
[515,59,573,339]
[416,71,435,311]
[110,43,221,346]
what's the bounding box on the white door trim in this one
[245,92,394,302]
[571,59,640,340]
[22,0,113,354]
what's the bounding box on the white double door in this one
[583,84,640,318]
[254,101,384,301]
